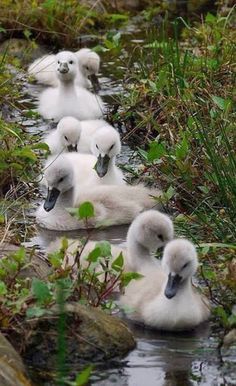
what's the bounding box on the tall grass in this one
[116,9,236,321]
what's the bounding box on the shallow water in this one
[19,20,236,386]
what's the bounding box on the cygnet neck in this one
[58,77,76,93]
[127,234,151,271]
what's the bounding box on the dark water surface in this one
[20,18,236,386]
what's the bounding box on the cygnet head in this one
[91,126,121,178]
[56,51,78,82]
[127,210,174,253]
[162,239,198,300]
[57,116,82,152]
[43,155,74,212]
[76,48,100,92]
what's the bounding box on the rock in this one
[24,303,135,376]
[0,332,32,386]
[223,329,236,348]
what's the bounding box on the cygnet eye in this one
[158,234,164,242]
[58,61,60,64]
[86,66,89,70]
[69,60,73,64]
[182,262,189,270]
[96,144,99,150]
[109,144,114,151]
[58,177,64,183]
[64,136,68,141]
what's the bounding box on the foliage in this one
[0,55,48,199]
[113,9,236,324]
[0,0,129,47]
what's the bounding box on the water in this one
[12,18,236,386]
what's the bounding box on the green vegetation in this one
[0,1,235,383]
[114,10,236,327]
[0,0,129,47]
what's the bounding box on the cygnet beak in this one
[67,144,78,152]
[59,63,69,74]
[44,187,60,212]
[94,154,110,177]
[164,273,182,299]
[88,73,100,93]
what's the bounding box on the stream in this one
[10,15,236,386]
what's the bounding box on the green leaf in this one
[32,142,50,151]
[79,202,94,219]
[111,252,124,272]
[26,306,46,318]
[205,12,216,24]
[0,281,7,295]
[121,272,143,287]
[147,141,166,162]
[75,365,93,386]
[95,241,111,257]
[175,135,189,160]
[12,247,26,264]
[86,247,101,263]
[211,95,231,111]
[32,278,51,304]
[48,251,64,268]
[14,147,37,161]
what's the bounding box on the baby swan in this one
[89,126,125,185]
[38,51,104,122]
[28,48,100,91]
[76,48,100,92]
[36,156,160,231]
[124,210,174,273]
[44,116,82,154]
[120,239,210,331]
[47,209,173,272]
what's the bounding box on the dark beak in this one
[59,63,69,73]
[89,73,100,93]
[164,273,182,299]
[67,144,77,152]
[94,154,110,177]
[44,187,60,212]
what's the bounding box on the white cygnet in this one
[38,51,104,122]
[120,239,211,331]
[28,48,100,91]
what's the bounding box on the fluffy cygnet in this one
[44,116,82,154]
[28,48,100,91]
[120,239,211,331]
[46,209,173,274]
[36,155,161,231]
[38,51,104,122]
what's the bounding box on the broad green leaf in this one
[26,306,46,318]
[48,252,63,268]
[111,252,124,272]
[211,95,231,111]
[205,12,216,24]
[12,247,26,264]
[14,147,37,161]
[95,241,111,257]
[79,202,94,219]
[86,247,101,263]
[121,272,143,287]
[32,278,51,304]
[175,135,189,160]
[147,141,166,162]
[75,365,93,386]
[0,281,7,295]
